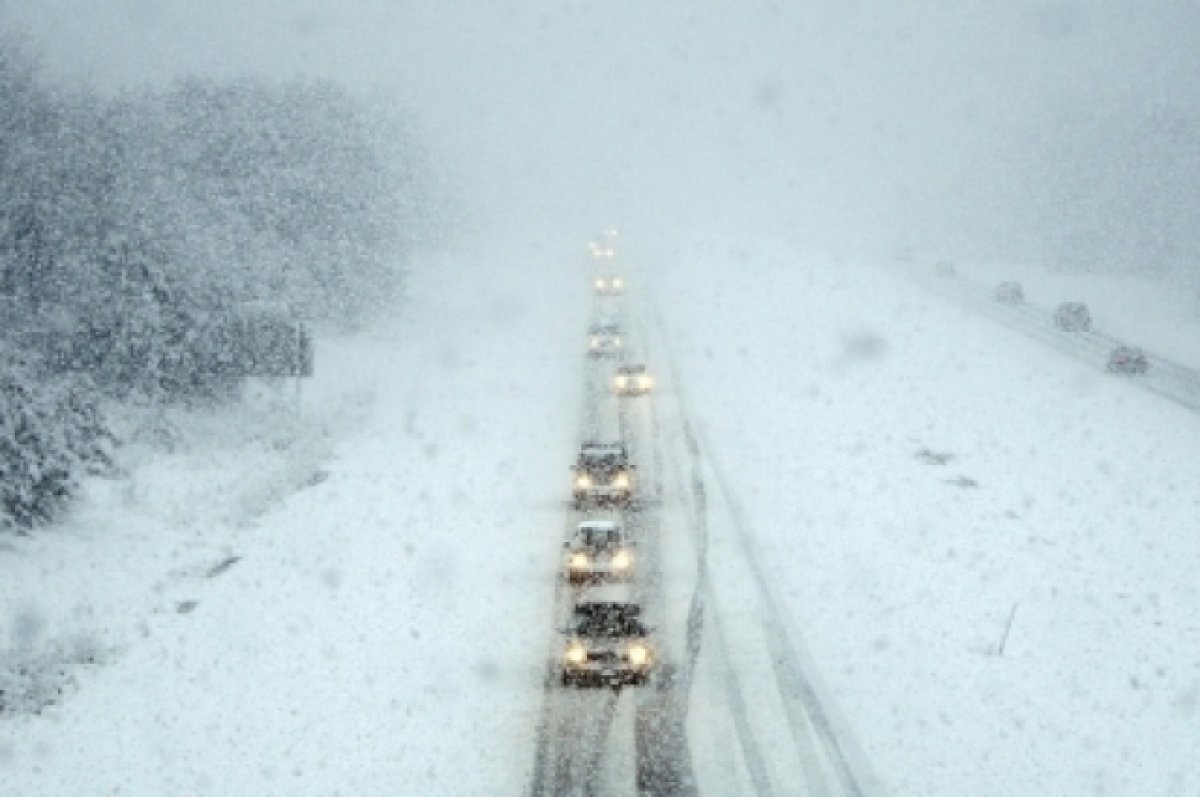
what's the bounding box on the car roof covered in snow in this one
[578,519,619,532]
[580,442,624,455]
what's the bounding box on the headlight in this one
[638,377,652,389]
[615,377,628,389]
[575,474,592,489]
[612,472,630,489]
[627,644,649,667]
[594,279,605,289]
[611,549,631,569]
[590,337,599,347]
[569,552,590,569]
[565,644,587,665]
[613,278,624,289]
[614,338,623,348]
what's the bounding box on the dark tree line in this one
[0,36,427,531]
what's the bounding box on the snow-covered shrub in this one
[0,353,115,532]
[0,621,102,716]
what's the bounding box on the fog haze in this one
[5,1,1200,267]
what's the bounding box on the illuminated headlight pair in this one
[564,642,648,666]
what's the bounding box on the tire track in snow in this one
[650,303,876,797]
[633,292,779,797]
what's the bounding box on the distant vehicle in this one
[614,363,652,396]
[1107,346,1149,374]
[934,260,957,277]
[593,274,624,295]
[560,602,655,688]
[587,321,623,358]
[564,519,635,584]
[573,442,635,507]
[588,229,618,260]
[994,281,1025,304]
[1055,302,1092,332]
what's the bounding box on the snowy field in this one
[1,246,586,795]
[649,244,1200,796]
[4,238,1199,796]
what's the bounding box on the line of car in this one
[937,265,1152,374]
[557,230,661,690]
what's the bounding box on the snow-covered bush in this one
[0,352,115,532]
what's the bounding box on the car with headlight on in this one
[1054,302,1092,332]
[573,442,635,507]
[564,519,635,584]
[593,274,625,296]
[994,281,1025,304]
[587,321,623,358]
[1107,345,1149,374]
[614,363,652,396]
[560,602,655,688]
[588,228,619,260]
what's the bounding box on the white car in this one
[573,442,635,507]
[614,363,652,396]
[564,520,635,584]
[587,321,623,358]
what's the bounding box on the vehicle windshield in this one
[580,526,621,547]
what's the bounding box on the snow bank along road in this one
[528,251,876,796]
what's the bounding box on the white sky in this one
[4,0,1200,256]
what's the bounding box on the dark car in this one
[560,602,655,688]
[573,442,635,507]
[1055,302,1092,332]
[994,281,1025,304]
[1107,346,1149,374]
